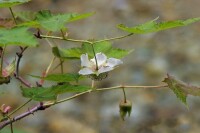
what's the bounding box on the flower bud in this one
[119,100,132,121]
[0,104,11,114]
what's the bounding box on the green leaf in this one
[18,21,40,28]
[52,46,82,59]
[66,12,95,22]
[35,10,94,31]
[0,0,30,8]
[0,26,38,47]
[53,41,132,59]
[163,74,200,106]
[52,84,91,94]
[82,41,112,58]
[21,84,91,101]
[21,86,57,101]
[16,11,37,21]
[117,17,200,34]
[16,11,94,30]
[106,48,134,59]
[36,10,66,31]
[83,41,132,59]
[30,73,82,82]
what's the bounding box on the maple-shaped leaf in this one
[18,10,95,32]
[0,0,30,8]
[0,26,38,47]
[118,17,200,34]
[52,41,132,59]
[163,74,200,106]
[21,83,91,101]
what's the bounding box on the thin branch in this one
[8,99,32,117]
[48,84,168,106]
[49,90,92,105]
[0,84,168,129]
[10,121,13,133]
[0,45,6,76]
[0,103,50,129]
[40,35,92,44]
[40,33,133,44]
[9,7,17,24]
[49,60,64,73]
[14,76,32,88]
[4,115,13,133]
[15,47,28,77]
[40,33,134,44]
[39,56,56,85]
[45,56,56,75]
[7,116,13,133]
[60,59,64,74]
[94,33,134,43]
[14,47,33,87]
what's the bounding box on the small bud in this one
[119,100,132,121]
[1,104,11,114]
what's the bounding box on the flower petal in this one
[78,68,94,75]
[81,54,90,67]
[98,66,113,74]
[91,53,107,67]
[106,58,123,67]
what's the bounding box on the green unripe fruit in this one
[119,100,132,121]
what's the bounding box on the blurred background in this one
[0,0,200,133]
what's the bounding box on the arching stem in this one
[60,59,64,74]
[0,45,6,76]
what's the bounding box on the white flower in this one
[78,53,123,76]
